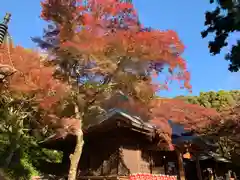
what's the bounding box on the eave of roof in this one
[39,108,155,147]
[86,108,154,133]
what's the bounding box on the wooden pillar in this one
[163,155,167,175]
[196,155,202,180]
[176,151,185,180]
[137,144,141,173]
[213,161,217,180]
[149,151,153,174]
[117,148,119,175]
[213,161,218,180]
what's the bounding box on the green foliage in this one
[202,0,240,72]
[0,141,40,179]
[0,92,63,179]
[176,90,240,111]
[177,90,240,163]
[0,132,63,179]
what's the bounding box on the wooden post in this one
[149,151,153,174]
[163,155,167,175]
[176,151,185,180]
[195,155,202,180]
[137,144,141,173]
[117,148,119,175]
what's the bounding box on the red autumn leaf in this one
[0,41,69,110]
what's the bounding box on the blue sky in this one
[1,0,239,97]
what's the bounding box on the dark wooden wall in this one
[37,126,180,178]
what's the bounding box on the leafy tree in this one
[149,98,220,148]
[37,0,191,179]
[0,40,70,134]
[0,93,41,179]
[176,90,240,111]
[176,90,240,163]
[199,104,240,163]
[201,0,240,72]
[0,38,68,178]
[104,94,220,150]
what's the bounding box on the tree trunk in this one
[68,102,84,180]
[67,129,84,180]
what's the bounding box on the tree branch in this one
[82,59,124,116]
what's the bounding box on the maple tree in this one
[107,95,220,150]
[196,104,240,162]
[0,38,79,141]
[38,0,191,179]
[175,90,240,162]
[210,103,240,138]
[149,98,220,145]
[0,38,71,176]
[177,90,240,135]
[0,41,68,105]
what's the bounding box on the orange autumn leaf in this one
[41,0,190,91]
[38,0,205,150]
[0,41,69,110]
